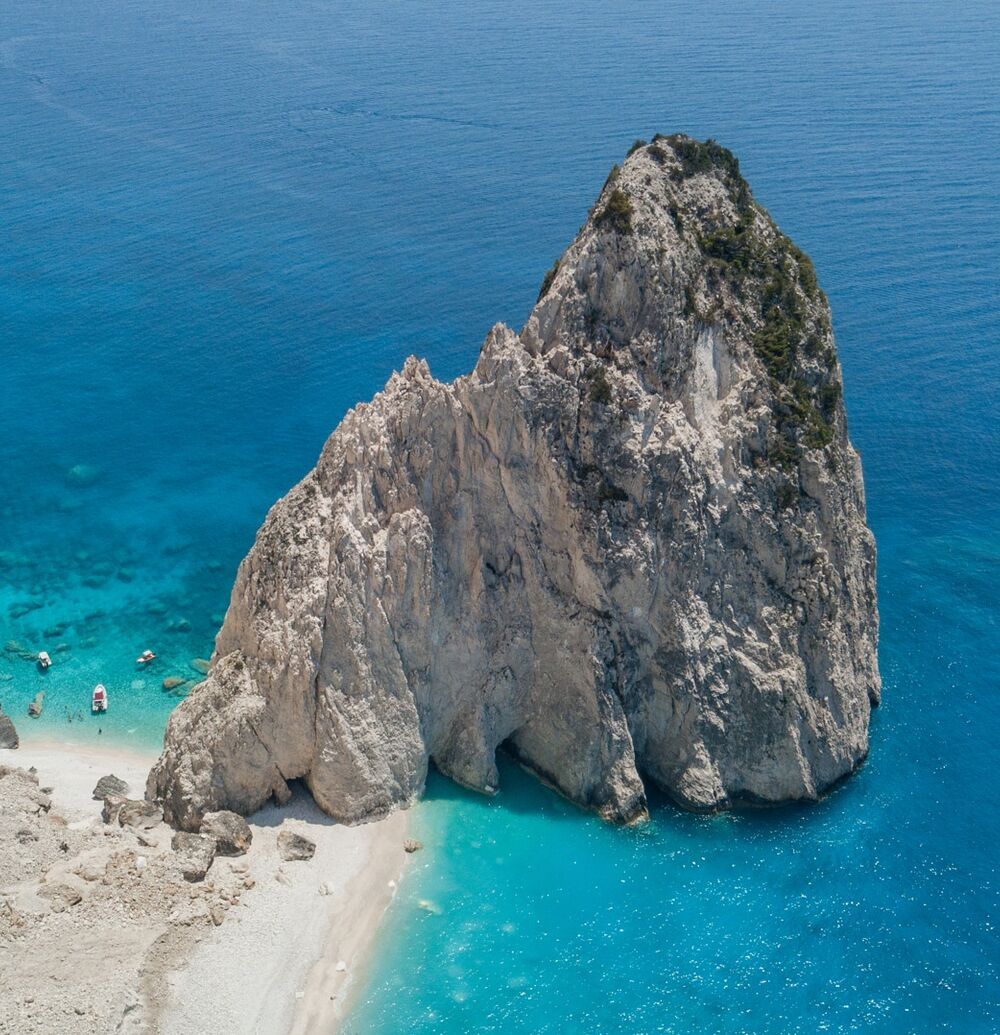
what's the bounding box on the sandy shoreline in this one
[6,738,160,819]
[161,791,408,1035]
[0,738,409,1034]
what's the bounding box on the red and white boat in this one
[92,684,108,714]
[136,649,156,665]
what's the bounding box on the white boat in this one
[37,651,52,670]
[92,684,108,714]
[136,649,156,665]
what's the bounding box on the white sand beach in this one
[161,792,408,1035]
[0,738,409,1035]
[6,740,158,822]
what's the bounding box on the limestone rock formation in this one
[199,810,252,856]
[92,774,129,801]
[276,830,316,862]
[170,832,216,882]
[0,708,17,750]
[149,135,880,830]
[117,800,162,831]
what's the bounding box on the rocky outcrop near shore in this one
[0,751,404,1035]
[149,135,880,830]
[0,763,252,1033]
[0,709,17,750]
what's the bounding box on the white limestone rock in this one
[149,135,880,829]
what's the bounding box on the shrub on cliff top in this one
[666,135,741,181]
[595,188,633,235]
[661,134,751,212]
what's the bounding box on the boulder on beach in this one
[28,788,52,814]
[403,839,423,854]
[0,709,18,749]
[92,774,129,801]
[27,692,44,718]
[76,856,109,883]
[117,800,162,831]
[101,795,127,824]
[38,882,83,912]
[277,829,316,862]
[199,810,252,856]
[171,831,216,882]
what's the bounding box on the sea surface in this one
[1,1,997,1031]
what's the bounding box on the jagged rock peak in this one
[148,134,880,831]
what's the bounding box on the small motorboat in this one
[37,651,52,671]
[136,649,156,665]
[92,684,108,714]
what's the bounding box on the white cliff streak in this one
[149,136,880,829]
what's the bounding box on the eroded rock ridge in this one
[149,136,880,829]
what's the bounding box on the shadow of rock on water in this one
[421,755,598,828]
[418,750,873,852]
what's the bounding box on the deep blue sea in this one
[1,1,997,1031]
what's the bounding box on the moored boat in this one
[92,684,108,713]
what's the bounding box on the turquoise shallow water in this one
[1,0,998,1030]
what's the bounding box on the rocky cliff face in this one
[149,136,880,830]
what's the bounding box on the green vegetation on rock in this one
[647,142,668,165]
[537,258,560,302]
[776,481,799,510]
[752,238,838,464]
[658,137,842,470]
[595,188,634,235]
[587,364,613,405]
[659,134,752,212]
